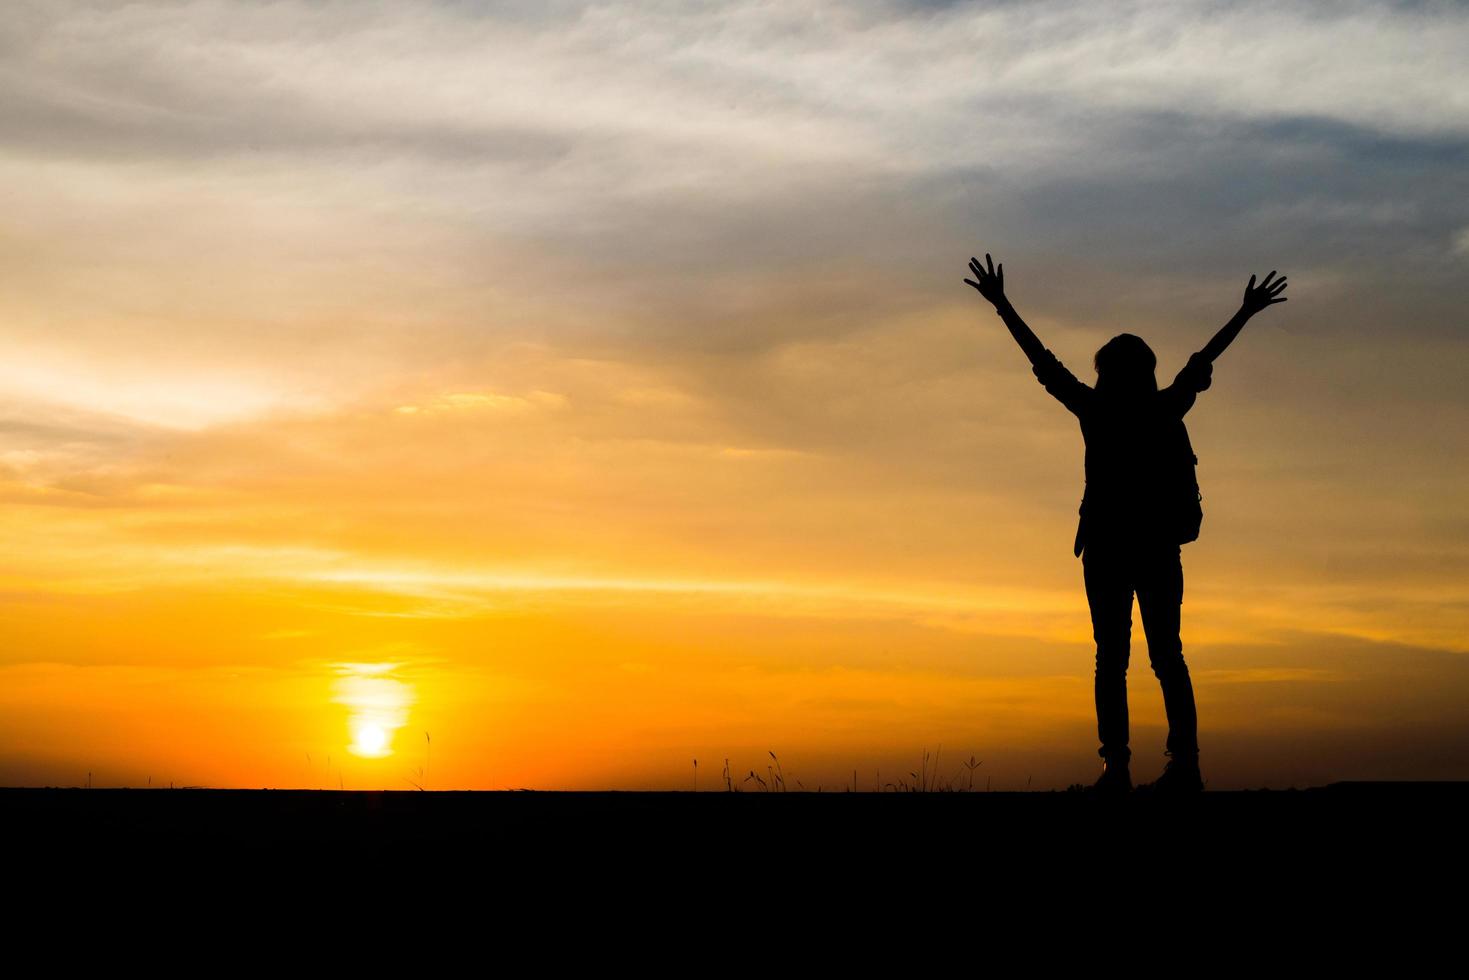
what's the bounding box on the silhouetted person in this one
[964,254,1287,793]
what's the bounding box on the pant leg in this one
[1136,545,1199,757]
[1082,546,1135,763]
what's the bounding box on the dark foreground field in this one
[7,783,1467,932]
[7,781,1468,856]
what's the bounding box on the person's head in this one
[1093,333,1157,396]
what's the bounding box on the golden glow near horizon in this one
[3,1,1469,790]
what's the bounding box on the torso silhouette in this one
[1029,348,1212,557]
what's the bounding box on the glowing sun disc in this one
[351,722,390,758]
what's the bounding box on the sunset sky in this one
[2,0,1467,791]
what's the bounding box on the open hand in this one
[1241,270,1288,316]
[964,253,1007,308]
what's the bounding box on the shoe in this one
[1087,758,1132,795]
[1142,754,1204,794]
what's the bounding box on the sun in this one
[351,721,390,758]
[334,663,413,759]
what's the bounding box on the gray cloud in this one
[2,0,1466,505]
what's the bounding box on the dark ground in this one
[7,781,1468,853]
[6,783,1464,942]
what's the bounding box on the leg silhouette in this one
[1136,546,1199,759]
[1083,546,1135,765]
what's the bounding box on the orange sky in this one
[3,1,1468,790]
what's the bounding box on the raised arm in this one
[1199,270,1288,363]
[966,252,1090,416]
[964,253,1046,364]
